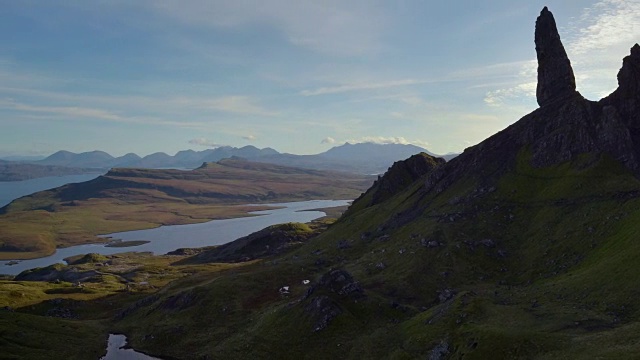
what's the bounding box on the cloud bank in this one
[345,136,430,149]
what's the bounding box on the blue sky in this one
[1,0,639,157]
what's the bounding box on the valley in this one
[0,159,372,260]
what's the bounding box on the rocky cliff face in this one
[350,153,444,209]
[420,8,640,198]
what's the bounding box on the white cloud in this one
[346,136,429,149]
[188,138,224,147]
[480,60,537,107]
[568,0,640,56]
[243,134,256,141]
[564,0,640,98]
[484,82,536,107]
[321,137,335,144]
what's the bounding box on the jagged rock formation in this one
[535,7,579,107]
[178,223,316,264]
[351,153,444,209]
[613,43,640,100]
[418,9,640,200]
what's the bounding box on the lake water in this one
[0,173,103,208]
[101,334,162,360]
[0,199,350,275]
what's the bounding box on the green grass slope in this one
[3,149,640,359]
[100,150,640,359]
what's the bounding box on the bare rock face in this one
[351,152,444,209]
[535,7,579,107]
[616,44,640,100]
[417,8,640,201]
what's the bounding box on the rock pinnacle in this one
[615,43,640,99]
[535,7,577,107]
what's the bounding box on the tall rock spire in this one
[535,7,577,107]
[615,44,640,99]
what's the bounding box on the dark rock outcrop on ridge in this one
[535,6,579,107]
[416,8,640,200]
[361,153,445,207]
[177,223,316,264]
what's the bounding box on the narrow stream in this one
[101,334,162,360]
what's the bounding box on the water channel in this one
[0,199,351,275]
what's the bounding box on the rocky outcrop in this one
[14,264,100,283]
[177,222,316,264]
[302,269,363,332]
[350,152,444,209]
[613,44,640,101]
[304,295,342,332]
[370,153,444,205]
[535,6,579,107]
[317,269,364,299]
[416,8,640,201]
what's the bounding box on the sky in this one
[1,0,640,158]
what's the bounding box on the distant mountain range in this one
[4,143,457,177]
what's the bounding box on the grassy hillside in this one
[2,151,640,358]
[0,159,373,259]
[99,151,640,359]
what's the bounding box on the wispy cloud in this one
[484,82,536,107]
[179,96,279,116]
[0,85,278,121]
[568,0,640,56]
[345,136,429,149]
[0,98,205,128]
[147,0,386,56]
[301,79,424,96]
[188,138,225,147]
[565,0,640,98]
[242,134,257,141]
[450,60,535,80]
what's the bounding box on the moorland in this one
[0,159,372,260]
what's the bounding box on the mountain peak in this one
[535,7,578,107]
[614,43,640,100]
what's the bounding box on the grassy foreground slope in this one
[3,152,640,359]
[0,159,373,259]
[101,152,640,359]
[92,8,640,358]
